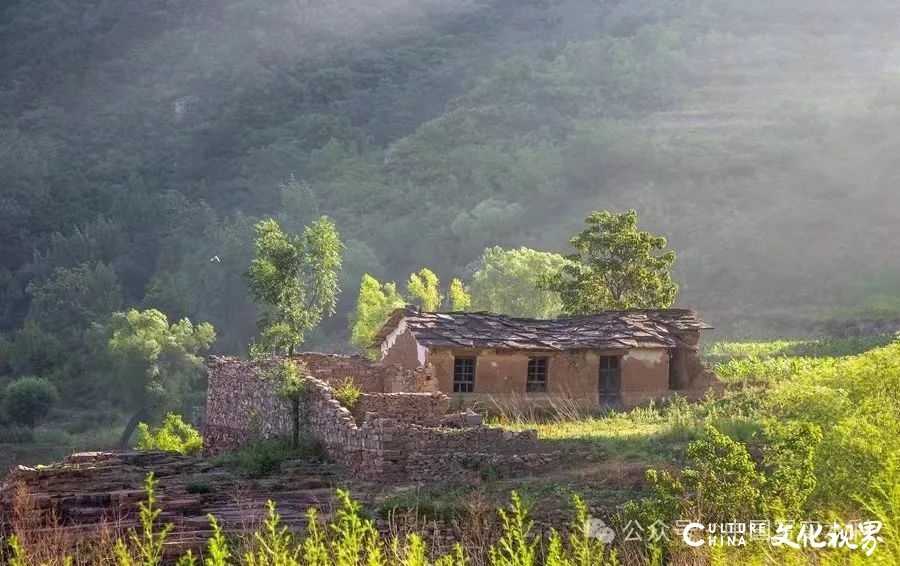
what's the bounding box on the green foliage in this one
[104,308,215,446]
[762,420,822,518]
[333,377,362,411]
[205,515,232,566]
[26,262,123,341]
[213,437,321,479]
[134,412,203,455]
[683,424,766,520]
[406,268,442,312]
[261,358,308,449]
[541,210,677,314]
[243,500,301,565]
[469,247,567,319]
[488,491,538,566]
[116,473,175,566]
[349,274,404,354]
[247,217,342,356]
[544,495,616,566]
[5,535,28,566]
[186,481,212,494]
[1,376,58,428]
[447,278,471,312]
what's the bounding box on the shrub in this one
[334,377,362,410]
[134,412,203,455]
[213,436,322,478]
[185,481,212,494]
[1,376,58,428]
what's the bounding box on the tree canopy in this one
[470,247,567,319]
[542,210,678,314]
[1,0,899,416]
[247,217,343,355]
[104,308,215,446]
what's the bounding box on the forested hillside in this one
[2,0,900,388]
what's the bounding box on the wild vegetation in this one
[3,0,900,427]
[1,0,899,562]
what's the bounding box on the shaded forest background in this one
[2,0,900,402]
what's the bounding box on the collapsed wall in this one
[204,354,436,454]
[204,356,549,482]
[302,377,546,483]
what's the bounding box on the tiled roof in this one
[373,308,712,351]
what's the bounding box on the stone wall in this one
[353,392,450,425]
[204,357,292,454]
[293,352,434,393]
[203,354,436,454]
[300,378,545,483]
[205,356,550,483]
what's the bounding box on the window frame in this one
[452,356,476,393]
[526,356,549,393]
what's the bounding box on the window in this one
[453,357,475,393]
[599,356,621,404]
[526,357,549,393]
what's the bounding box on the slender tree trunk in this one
[120,408,148,448]
[291,397,300,448]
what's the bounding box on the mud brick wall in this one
[353,392,450,425]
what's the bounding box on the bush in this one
[185,481,212,494]
[334,377,362,410]
[213,436,322,478]
[134,413,203,455]
[1,376,58,428]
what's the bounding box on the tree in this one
[105,309,216,447]
[541,210,677,314]
[266,357,308,449]
[448,278,471,311]
[247,216,342,448]
[349,274,405,355]
[26,262,123,339]
[470,247,567,318]
[1,376,58,428]
[406,268,442,311]
[247,216,343,356]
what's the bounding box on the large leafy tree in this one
[542,210,677,314]
[349,274,405,355]
[247,216,342,447]
[247,217,343,356]
[104,309,216,447]
[470,246,567,319]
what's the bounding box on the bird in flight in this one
[209,255,221,262]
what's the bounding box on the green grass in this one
[704,333,899,386]
[704,333,898,363]
[0,418,125,470]
[212,436,323,478]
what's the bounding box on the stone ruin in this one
[203,354,554,483]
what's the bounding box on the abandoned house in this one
[373,307,719,409]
